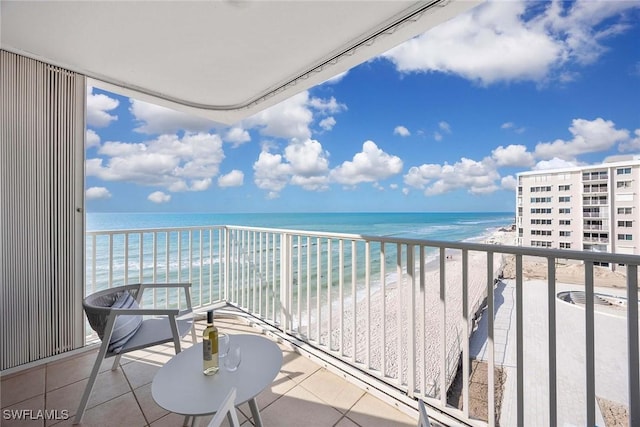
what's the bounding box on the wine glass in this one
[224,344,241,372]
[218,333,230,359]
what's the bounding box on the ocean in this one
[87,211,514,242]
[85,212,514,309]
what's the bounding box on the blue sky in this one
[85,0,640,213]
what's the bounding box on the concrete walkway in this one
[470,279,631,426]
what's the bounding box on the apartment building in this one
[516,155,640,268]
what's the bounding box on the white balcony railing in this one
[86,225,640,427]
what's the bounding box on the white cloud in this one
[86,87,119,127]
[434,132,443,142]
[394,126,411,137]
[501,175,517,191]
[620,129,640,152]
[87,132,224,192]
[244,91,347,141]
[86,129,101,148]
[319,117,337,131]
[252,151,292,192]
[534,117,629,160]
[501,121,526,134]
[382,0,640,85]
[85,186,111,200]
[492,144,535,167]
[404,157,500,196]
[224,127,251,147]
[252,139,331,194]
[244,92,313,140]
[218,170,244,187]
[308,96,347,114]
[439,121,451,133]
[285,139,330,178]
[130,99,215,135]
[533,157,579,170]
[148,191,171,204]
[322,71,349,85]
[330,141,403,185]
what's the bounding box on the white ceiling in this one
[1,0,479,125]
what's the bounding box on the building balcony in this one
[3,225,640,427]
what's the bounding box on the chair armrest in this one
[110,308,179,316]
[138,282,192,292]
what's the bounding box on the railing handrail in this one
[89,224,640,265]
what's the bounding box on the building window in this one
[559,208,571,214]
[531,230,552,236]
[618,221,633,227]
[617,181,632,188]
[559,196,571,202]
[617,207,633,214]
[531,240,552,248]
[617,234,633,241]
[584,183,608,193]
[560,242,571,249]
[531,219,552,225]
[559,231,571,237]
[617,167,632,175]
[530,197,552,203]
[583,171,608,181]
[531,208,552,214]
[558,185,571,191]
[559,219,571,225]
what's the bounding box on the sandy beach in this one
[318,226,517,396]
[317,225,629,402]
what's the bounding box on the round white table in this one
[152,334,283,427]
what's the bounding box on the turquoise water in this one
[87,211,513,242]
[86,212,513,309]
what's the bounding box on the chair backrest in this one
[207,388,240,427]
[418,399,431,427]
[83,284,142,340]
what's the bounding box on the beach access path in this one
[470,278,631,426]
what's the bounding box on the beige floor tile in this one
[335,416,361,427]
[45,351,113,392]
[1,394,45,427]
[1,366,45,407]
[249,371,298,412]
[132,383,169,424]
[66,392,146,427]
[346,393,417,427]
[148,411,186,427]
[258,384,343,427]
[300,368,365,413]
[280,350,321,384]
[120,358,163,390]
[46,368,130,418]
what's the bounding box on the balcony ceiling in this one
[0,0,478,125]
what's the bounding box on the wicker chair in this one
[74,283,196,424]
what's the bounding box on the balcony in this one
[3,225,639,426]
[1,314,423,427]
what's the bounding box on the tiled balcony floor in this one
[1,315,420,427]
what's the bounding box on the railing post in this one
[628,265,639,426]
[548,258,558,426]
[407,244,415,398]
[280,232,291,332]
[224,227,230,302]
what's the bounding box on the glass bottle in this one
[202,310,219,375]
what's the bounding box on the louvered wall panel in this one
[1,51,85,370]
